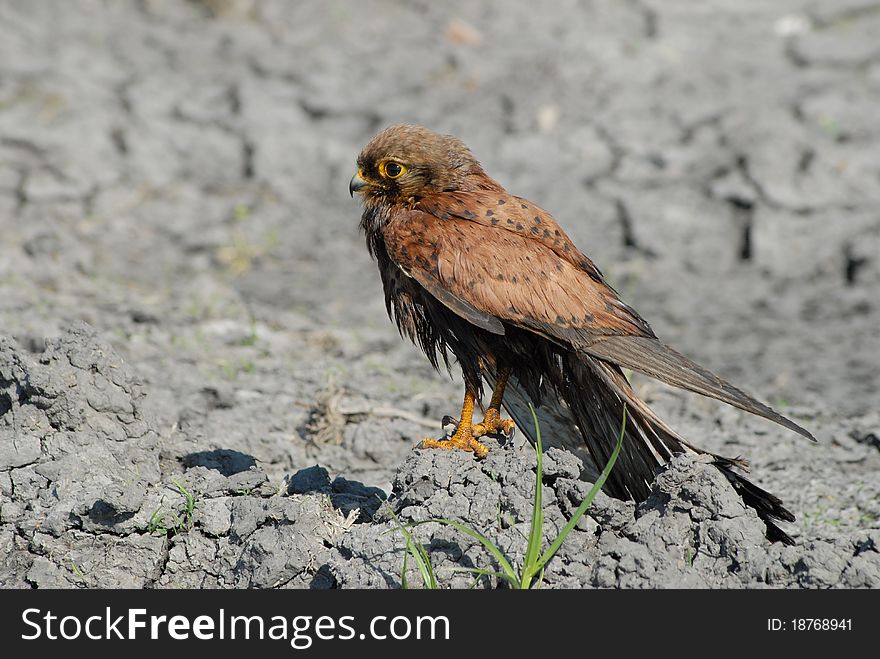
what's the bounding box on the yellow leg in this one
[472,368,516,438]
[421,388,489,458]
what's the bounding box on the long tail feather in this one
[585,336,815,442]
[716,463,796,545]
[486,350,797,544]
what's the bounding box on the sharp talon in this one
[419,428,489,459]
[472,410,516,440]
[468,439,489,459]
[501,422,516,443]
[421,391,490,459]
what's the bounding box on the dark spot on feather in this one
[511,275,518,284]
[521,203,528,209]
[491,218,499,225]
[555,315,565,324]
[555,263,563,272]
[462,209,476,219]
[507,218,514,225]
[543,229,551,238]
[508,305,517,313]
[605,300,615,312]
[531,227,540,235]
[553,239,561,247]
[441,212,450,220]
[554,230,561,236]
[516,223,524,230]
[534,216,542,224]
[496,274,505,281]
[498,199,506,205]
[468,280,476,290]
[584,313,594,322]
[486,209,494,217]
[564,243,570,251]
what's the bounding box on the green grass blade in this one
[535,405,627,572]
[418,518,520,588]
[521,403,545,588]
[448,566,511,579]
[412,540,437,589]
[448,566,512,588]
[387,506,437,589]
[401,547,409,589]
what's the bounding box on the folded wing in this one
[383,200,814,442]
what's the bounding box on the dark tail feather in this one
[715,461,796,545]
[486,351,797,544]
[551,354,684,502]
[489,356,686,501]
[584,336,815,442]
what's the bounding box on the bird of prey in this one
[350,124,814,544]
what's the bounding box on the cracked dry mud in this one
[1,1,878,588]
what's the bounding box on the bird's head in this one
[350,124,496,206]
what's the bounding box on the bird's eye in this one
[380,161,406,179]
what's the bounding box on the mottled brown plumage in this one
[351,124,814,544]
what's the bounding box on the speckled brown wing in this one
[382,205,654,349]
[416,190,607,282]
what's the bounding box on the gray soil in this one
[1,0,878,588]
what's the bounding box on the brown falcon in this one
[350,124,814,544]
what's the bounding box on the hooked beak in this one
[349,171,368,198]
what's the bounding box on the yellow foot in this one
[472,408,516,439]
[420,426,489,459]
